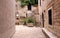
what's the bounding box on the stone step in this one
[42,28,58,38]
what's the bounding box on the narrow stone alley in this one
[0,0,60,38]
[12,25,46,38]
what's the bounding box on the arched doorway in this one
[42,13,44,27]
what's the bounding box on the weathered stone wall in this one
[38,0,42,26]
[53,0,60,37]
[44,0,60,37]
[38,0,60,37]
[0,0,15,38]
[16,1,27,17]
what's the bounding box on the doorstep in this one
[42,28,58,38]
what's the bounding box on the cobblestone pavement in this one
[12,25,46,38]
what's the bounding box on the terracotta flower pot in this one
[27,23,33,27]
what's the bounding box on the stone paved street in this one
[12,25,46,38]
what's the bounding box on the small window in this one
[28,3,31,10]
[48,9,52,25]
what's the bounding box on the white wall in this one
[0,0,15,38]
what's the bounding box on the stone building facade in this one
[15,1,27,25]
[38,0,60,37]
[0,0,15,38]
[32,6,40,26]
[15,1,40,25]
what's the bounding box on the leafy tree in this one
[21,0,38,7]
[16,0,38,10]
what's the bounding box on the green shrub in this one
[23,17,34,25]
[27,17,34,23]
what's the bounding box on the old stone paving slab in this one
[12,25,46,38]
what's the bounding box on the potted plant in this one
[26,17,34,27]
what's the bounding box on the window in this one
[28,3,31,10]
[48,9,52,25]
